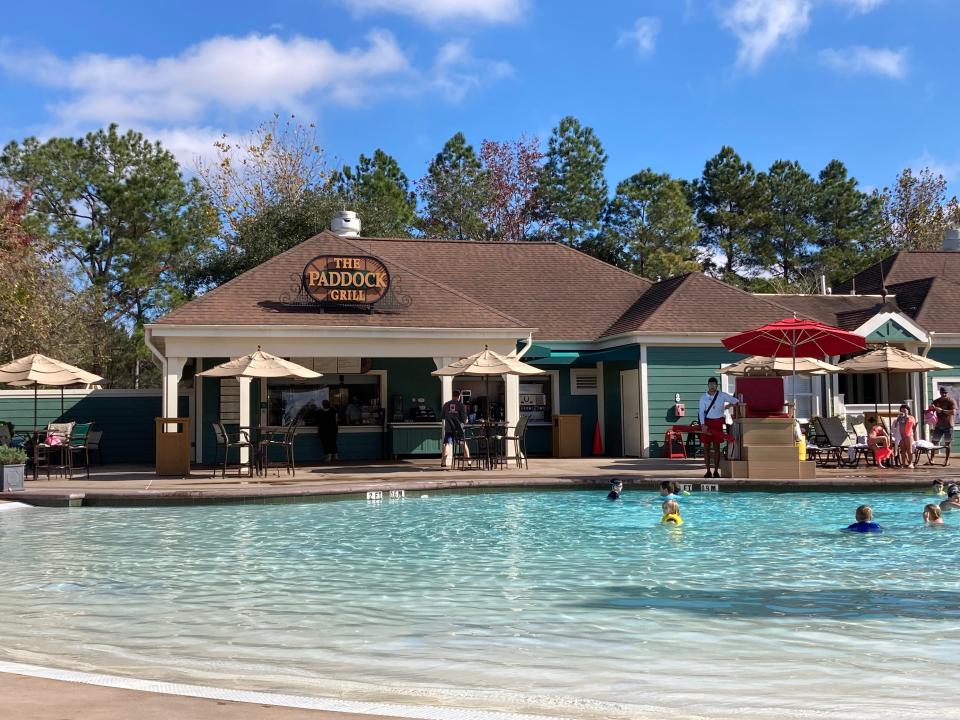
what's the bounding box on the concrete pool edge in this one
[0,660,563,720]
[0,474,950,507]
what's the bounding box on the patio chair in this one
[444,413,480,470]
[849,422,875,466]
[260,417,303,476]
[504,415,531,469]
[87,430,103,465]
[736,377,792,418]
[33,421,75,479]
[65,422,93,479]
[212,422,253,478]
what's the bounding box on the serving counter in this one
[389,422,443,457]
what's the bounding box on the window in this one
[267,374,382,426]
[570,368,599,396]
[520,377,553,423]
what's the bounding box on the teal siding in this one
[555,366,598,457]
[867,319,918,343]
[926,348,960,401]
[646,347,744,456]
[0,391,187,464]
[199,358,225,465]
[373,358,441,412]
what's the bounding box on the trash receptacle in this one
[156,417,191,477]
[552,414,582,457]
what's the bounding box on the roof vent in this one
[331,210,361,237]
[944,227,960,252]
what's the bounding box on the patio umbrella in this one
[721,355,843,377]
[431,346,544,421]
[722,317,866,408]
[196,347,322,379]
[0,353,104,429]
[837,345,951,423]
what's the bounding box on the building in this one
[145,217,960,462]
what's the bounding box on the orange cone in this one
[592,420,603,455]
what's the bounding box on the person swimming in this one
[606,479,623,501]
[843,504,883,533]
[661,499,683,525]
[923,504,944,525]
[927,479,946,496]
[940,484,960,512]
[659,480,690,498]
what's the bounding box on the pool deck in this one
[2,457,957,506]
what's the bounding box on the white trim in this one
[546,369,561,421]
[194,357,203,463]
[596,361,605,451]
[148,324,533,339]
[853,311,929,343]
[0,660,555,720]
[0,389,168,398]
[639,345,650,457]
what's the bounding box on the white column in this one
[238,376,252,464]
[639,346,650,458]
[434,357,454,403]
[163,357,187,420]
[194,357,203,462]
[504,374,520,432]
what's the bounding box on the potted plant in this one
[0,446,28,492]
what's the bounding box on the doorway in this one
[620,369,641,456]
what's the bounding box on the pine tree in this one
[416,132,488,240]
[693,146,765,284]
[751,160,817,284]
[812,160,886,286]
[337,149,416,237]
[602,170,700,280]
[538,116,608,247]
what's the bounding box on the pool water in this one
[1,489,958,720]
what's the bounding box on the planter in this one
[1,463,25,492]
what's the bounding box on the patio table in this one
[240,425,287,476]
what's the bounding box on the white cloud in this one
[909,151,960,183]
[151,126,227,171]
[834,0,886,14]
[819,45,907,78]
[0,32,410,127]
[721,0,812,70]
[342,0,526,25]
[617,17,661,57]
[431,40,513,102]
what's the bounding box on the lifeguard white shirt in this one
[699,390,739,424]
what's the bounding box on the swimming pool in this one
[1,489,958,719]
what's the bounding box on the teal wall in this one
[601,359,638,456]
[0,391,187,464]
[554,366,598,456]
[866,319,917,343]
[646,346,744,456]
[926,347,960,401]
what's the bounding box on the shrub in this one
[0,446,29,465]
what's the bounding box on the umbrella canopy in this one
[837,346,951,373]
[0,353,104,429]
[722,355,843,377]
[838,346,951,423]
[722,317,866,358]
[196,347,322,379]
[431,347,544,377]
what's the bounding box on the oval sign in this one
[302,255,391,305]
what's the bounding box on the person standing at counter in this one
[441,390,470,468]
[317,399,339,462]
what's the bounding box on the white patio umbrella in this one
[196,347,322,379]
[0,353,104,429]
[838,345,952,423]
[431,346,544,421]
[721,355,843,377]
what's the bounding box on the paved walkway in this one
[3,457,957,506]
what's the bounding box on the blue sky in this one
[2,0,958,197]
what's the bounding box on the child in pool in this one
[927,479,946,496]
[923,504,944,525]
[843,505,883,533]
[606,478,623,501]
[661,499,683,525]
[659,480,690,498]
[940,485,960,512]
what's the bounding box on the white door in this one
[621,369,641,456]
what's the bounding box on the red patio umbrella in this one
[722,316,866,410]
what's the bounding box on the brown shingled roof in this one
[835,251,960,295]
[155,232,531,331]
[762,294,887,330]
[901,276,960,333]
[602,273,812,337]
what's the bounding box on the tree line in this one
[1,114,958,386]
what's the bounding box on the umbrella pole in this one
[792,336,797,417]
[61,386,65,418]
[886,368,892,430]
[34,382,38,431]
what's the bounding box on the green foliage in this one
[337,149,416,237]
[693,146,766,281]
[881,167,960,251]
[0,125,217,326]
[813,160,887,286]
[750,160,817,283]
[0,446,28,465]
[538,116,608,247]
[602,169,701,280]
[417,132,488,241]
